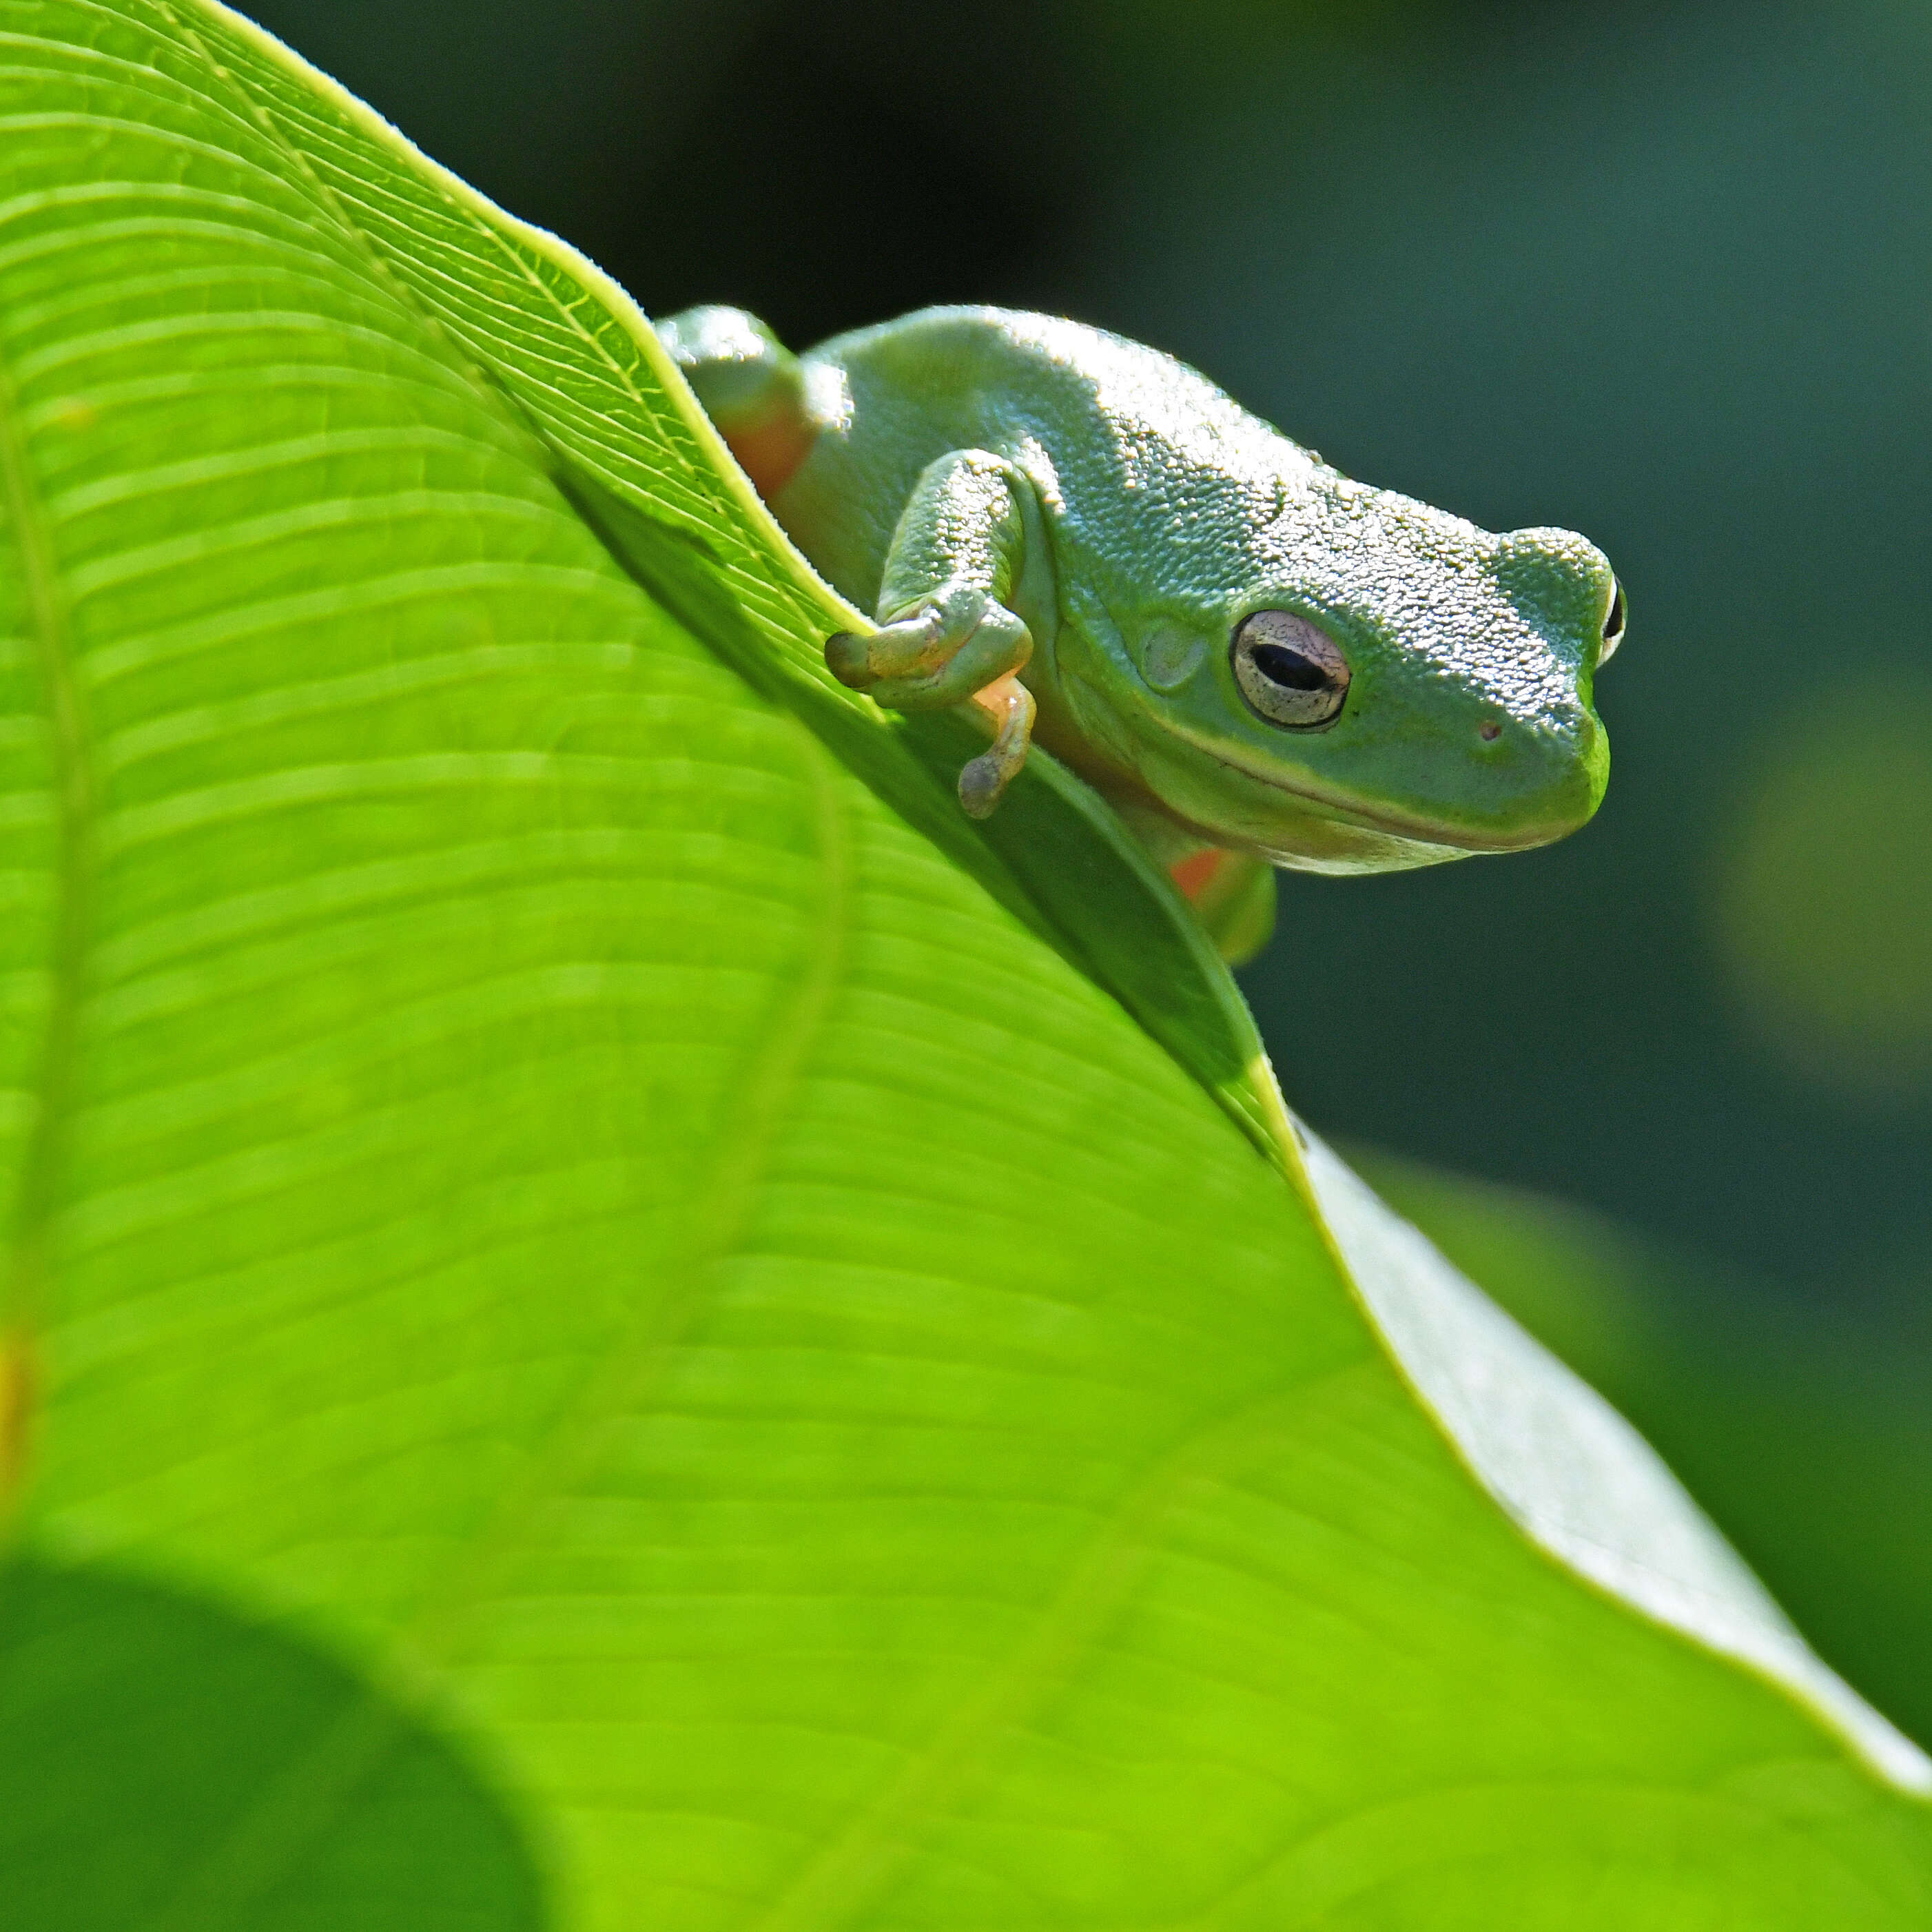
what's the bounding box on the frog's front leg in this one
[824,450,1040,819]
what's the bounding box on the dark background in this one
[243,0,1932,1740]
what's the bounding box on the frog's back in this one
[810,305,1178,439]
[783,307,1293,610]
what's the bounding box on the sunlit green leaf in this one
[2,3,1928,1925]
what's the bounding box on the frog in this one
[655,303,1622,966]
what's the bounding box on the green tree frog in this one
[657,304,1621,965]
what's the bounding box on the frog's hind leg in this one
[1170,848,1277,968]
[655,305,817,498]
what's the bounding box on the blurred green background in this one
[241,0,1932,1738]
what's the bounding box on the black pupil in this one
[1251,642,1328,691]
[1604,586,1625,639]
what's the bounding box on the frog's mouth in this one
[1217,750,1579,852]
[1153,743,1600,876]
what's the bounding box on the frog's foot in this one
[1170,847,1277,968]
[655,305,817,499]
[825,586,1036,815]
[826,586,1029,699]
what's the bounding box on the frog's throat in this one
[1200,748,1581,855]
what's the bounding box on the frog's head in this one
[1063,472,1620,873]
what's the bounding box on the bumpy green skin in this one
[660,304,1618,909]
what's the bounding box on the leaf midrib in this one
[0,271,93,1510]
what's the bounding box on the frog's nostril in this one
[1479,721,1502,742]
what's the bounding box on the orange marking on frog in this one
[725,418,819,502]
[971,672,1024,721]
[1169,848,1231,904]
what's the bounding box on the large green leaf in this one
[1357,1145,1932,1768]
[1,2,1928,1924]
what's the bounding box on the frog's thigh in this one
[655,305,813,497]
[1171,848,1277,968]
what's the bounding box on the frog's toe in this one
[825,631,875,689]
[825,605,956,693]
[956,675,1036,819]
[957,755,1006,819]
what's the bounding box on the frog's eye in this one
[1599,578,1626,667]
[1231,610,1350,729]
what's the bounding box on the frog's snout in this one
[1491,526,1624,679]
[1467,692,1607,847]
